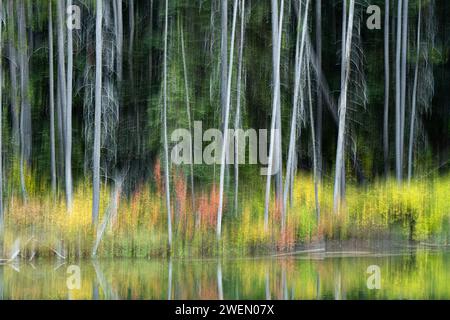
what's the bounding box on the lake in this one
[1,247,449,299]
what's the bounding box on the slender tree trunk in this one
[384,0,390,176]
[407,0,421,183]
[93,0,103,225]
[180,21,196,217]
[18,0,31,201]
[234,0,245,215]
[128,0,134,79]
[274,0,284,212]
[282,0,310,229]
[264,0,284,230]
[333,0,355,212]
[395,0,402,181]
[338,0,347,195]
[49,2,56,196]
[66,0,74,211]
[163,0,172,249]
[216,0,238,240]
[307,47,321,226]
[315,0,322,179]
[56,67,65,189]
[221,0,228,125]
[400,0,409,173]
[116,0,123,82]
[7,0,19,151]
[57,0,67,146]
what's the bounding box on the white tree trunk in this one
[315,0,323,180]
[384,0,390,176]
[407,0,421,183]
[400,0,409,177]
[282,0,310,229]
[216,0,239,240]
[93,0,103,225]
[221,0,228,125]
[395,0,402,181]
[18,0,31,201]
[307,48,321,225]
[116,0,123,82]
[180,22,196,220]
[128,0,134,80]
[333,0,355,212]
[56,0,67,145]
[234,0,245,215]
[7,0,19,151]
[49,2,56,196]
[66,0,74,211]
[264,0,284,230]
[163,0,172,249]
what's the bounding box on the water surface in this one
[1,249,449,299]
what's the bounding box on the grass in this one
[2,171,450,259]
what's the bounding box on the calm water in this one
[1,249,450,299]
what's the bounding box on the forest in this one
[0,0,449,260]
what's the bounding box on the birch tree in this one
[93,0,103,225]
[307,46,321,225]
[18,0,31,201]
[66,0,74,210]
[395,0,402,181]
[264,0,284,230]
[333,0,355,212]
[7,0,19,151]
[384,0,390,175]
[216,0,238,240]
[163,0,172,249]
[221,0,228,125]
[282,0,310,229]
[114,0,123,82]
[234,0,245,214]
[407,0,421,183]
[49,2,56,196]
[400,0,409,179]
[180,21,195,216]
[315,0,322,179]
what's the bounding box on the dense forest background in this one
[0,0,449,258]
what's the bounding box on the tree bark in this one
[7,0,19,151]
[93,0,103,225]
[407,0,421,183]
[315,0,323,179]
[221,0,228,125]
[66,0,74,211]
[395,0,402,181]
[216,0,239,240]
[18,0,31,201]
[400,0,409,177]
[384,0,390,176]
[264,0,284,230]
[282,0,310,229]
[49,2,57,196]
[333,0,355,212]
[180,21,196,218]
[116,0,123,82]
[163,0,172,249]
[307,47,321,226]
[234,0,245,215]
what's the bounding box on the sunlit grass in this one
[2,171,450,258]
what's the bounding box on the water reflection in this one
[0,249,449,300]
